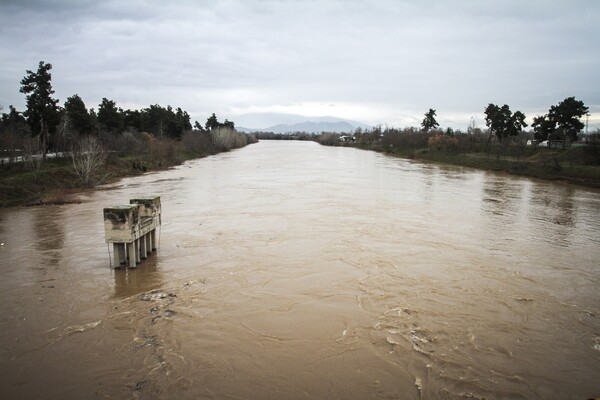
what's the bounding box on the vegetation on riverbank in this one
[316,128,600,188]
[315,97,598,187]
[0,61,257,207]
[0,128,256,207]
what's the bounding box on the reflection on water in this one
[529,184,577,247]
[1,141,599,400]
[33,206,65,267]
[113,254,163,298]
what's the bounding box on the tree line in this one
[317,97,590,151]
[0,61,255,188]
[318,98,589,150]
[315,97,596,169]
[420,98,588,144]
[1,61,249,159]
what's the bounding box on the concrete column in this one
[127,241,136,268]
[140,233,148,259]
[135,239,141,263]
[151,229,157,250]
[146,234,152,254]
[113,243,121,267]
[120,243,127,264]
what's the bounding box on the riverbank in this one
[340,143,600,188]
[0,138,255,207]
[0,156,175,207]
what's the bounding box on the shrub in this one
[428,134,459,152]
[71,135,106,186]
[147,137,183,166]
[210,127,250,151]
[22,135,45,173]
[315,133,339,146]
[182,130,214,154]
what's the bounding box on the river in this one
[1,140,599,399]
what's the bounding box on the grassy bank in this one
[336,141,600,188]
[1,152,194,207]
[413,148,600,187]
[0,129,256,207]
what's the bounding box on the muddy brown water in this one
[1,140,599,399]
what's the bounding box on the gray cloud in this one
[1,0,599,130]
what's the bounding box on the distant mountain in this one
[239,121,355,134]
[237,115,368,134]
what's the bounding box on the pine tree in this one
[20,61,60,160]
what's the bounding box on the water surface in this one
[1,141,599,399]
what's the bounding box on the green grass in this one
[0,153,194,207]
[357,145,600,188]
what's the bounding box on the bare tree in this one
[22,135,45,174]
[71,135,106,186]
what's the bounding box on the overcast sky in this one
[1,0,599,130]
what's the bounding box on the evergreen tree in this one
[97,98,122,134]
[0,105,28,132]
[64,94,94,136]
[143,104,166,138]
[121,109,142,132]
[531,115,556,141]
[421,109,439,132]
[205,113,220,131]
[176,107,192,131]
[20,61,60,158]
[484,103,527,142]
[193,120,205,132]
[532,97,588,142]
[549,97,588,142]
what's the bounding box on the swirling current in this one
[1,140,599,399]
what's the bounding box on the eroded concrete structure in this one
[103,196,161,268]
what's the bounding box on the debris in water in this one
[140,289,176,302]
[132,380,148,391]
[386,336,401,345]
[411,329,430,344]
[593,337,600,352]
[64,320,102,336]
[151,309,177,323]
[415,377,423,397]
[183,279,206,287]
[513,297,535,303]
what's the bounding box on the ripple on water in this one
[1,141,600,399]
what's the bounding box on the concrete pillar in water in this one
[146,233,152,255]
[134,239,141,263]
[140,234,148,259]
[112,243,120,266]
[127,241,136,268]
[130,197,161,253]
[104,196,161,268]
[104,204,140,268]
[113,243,126,266]
[121,243,128,264]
